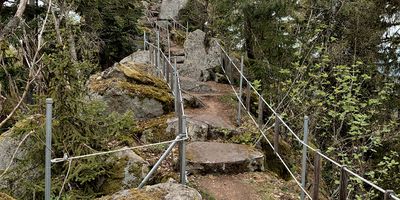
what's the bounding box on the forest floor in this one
[189,170,300,199]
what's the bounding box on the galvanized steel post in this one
[300,116,309,200]
[157,31,160,70]
[237,56,244,126]
[174,57,178,114]
[168,29,171,61]
[45,98,53,200]
[179,115,187,184]
[143,31,146,50]
[186,21,189,38]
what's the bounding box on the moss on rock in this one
[117,63,169,90]
[0,192,16,200]
[88,62,174,119]
[135,114,175,144]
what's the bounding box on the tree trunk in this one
[68,33,77,62]
[0,0,29,42]
[0,0,5,12]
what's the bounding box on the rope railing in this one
[43,13,190,199]
[215,41,400,200]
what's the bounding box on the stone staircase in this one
[144,0,266,178]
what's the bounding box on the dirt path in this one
[185,81,237,129]
[189,172,299,200]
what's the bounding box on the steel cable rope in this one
[218,58,312,199]
[143,12,400,199]
[217,43,400,199]
[51,137,186,163]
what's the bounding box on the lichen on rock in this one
[88,61,174,119]
[101,149,149,194]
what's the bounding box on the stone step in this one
[186,142,265,174]
[170,47,185,56]
[174,55,185,63]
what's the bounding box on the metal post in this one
[157,31,160,70]
[166,62,170,86]
[149,45,152,65]
[385,190,394,200]
[45,98,53,200]
[174,57,178,114]
[179,115,187,184]
[274,117,280,154]
[339,166,348,200]
[143,31,146,50]
[237,56,244,126]
[162,57,166,78]
[153,48,156,68]
[257,96,263,128]
[186,21,189,38]
[168,29,171,61]
[312,150,321,200]
[138,136,180,188]
[300,116,309,200]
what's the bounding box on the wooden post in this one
[384,190,394,200]
[312,150,321,200]
[246,81,251,111]
[274,117,280,154]
[339,166,348,200]
[257,95,263,128]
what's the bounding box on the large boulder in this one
[100,149,150,194]
[97,179,202,200]
[166,117,209,141]
[0,115,43,198]
[159,0,189,20]
[88,62,174,119]
[144,179,202,200]
[182,30,221,81]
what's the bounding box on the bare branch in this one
[0,0,52,129]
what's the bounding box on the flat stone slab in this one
[187,142,264,174]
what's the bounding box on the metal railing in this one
[138,30,188,188]
[215,41,400,200]
[44,23,189,200]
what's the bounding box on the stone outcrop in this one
[97,179,202,200]
[100,149,149,193]
[182,30,222,81]
[159,0,189,20]
[0,115,43,198]
[166,117,209,141]
[144,179,202,200]
[87,62,174,119]
[186,142,264,174]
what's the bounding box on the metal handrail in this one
[139,29,188,187]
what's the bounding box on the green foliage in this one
[75,0,143,68]
[178,0,208,32]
